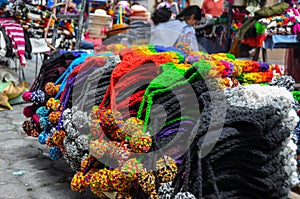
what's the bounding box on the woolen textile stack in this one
[62,55,119,171]
[169,85,298,199]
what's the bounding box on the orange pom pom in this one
[48,111,62,124]
[52,129,66,146]
[45,82,56,96]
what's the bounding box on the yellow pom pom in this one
[52,129,66,146]
[71,171,88,192]
[129,133,152,153]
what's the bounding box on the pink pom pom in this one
[22,91,32,102]
[23,106,34,118]
[32,114,40,126]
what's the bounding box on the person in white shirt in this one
[150,5,202,51]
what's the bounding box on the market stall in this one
[233,2,297,55]
[232,1,300,85]
[1,0,296,196]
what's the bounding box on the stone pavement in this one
[0,55,98,199]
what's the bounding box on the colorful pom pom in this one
[156,156,177,183]
[38,131,49,145]
[122,117,144,138]
[129,133,152,153]
[138,171,157,197]
[106,141,131,165]
[22,120,34,135]
[39,116,50,128]
[31,90,45,104]
[90,106,102,120]
[23,106,35,118]
[49,111,62,124]
[89,179,107,198]
[89,139,109,159]
[52,129,66,146]
[99,109,125,141]
[121,158,143,180]
[80,155,98,172]
[49,147,63,160]
[46,136,54,148]
[22,91,32,102]
[30,128,40,137]
[174,192,197,199]
[158,182,174,198]
[71,171,89,192]
[36,106,50,117]
[90,168,114,192]
[46,98,60,111]
[45,82,57,96]
[110,168,132,193]
[22,120,40,137]
[90,119,103,139]
[31,114,40,126]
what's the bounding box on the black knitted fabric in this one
[168,85,293,199]
[147,81,207,128]
[31,51,78,91]
[73,55,119,112]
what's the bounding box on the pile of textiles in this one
[10,1,53,39]
[0,18,28,66]
[11,0,80,50]
[129,4,150,22]
[112,1,131,25]
[168,85,299,198]
[127,4,151,43]
[0,65,28,110]
[237,2,289,49]
[20,43,299,198]
[258,7,300,36]
[125,20,151,45]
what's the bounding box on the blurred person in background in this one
[150,5,202,51]
[202,0,224,18]
[157,0,180,18]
